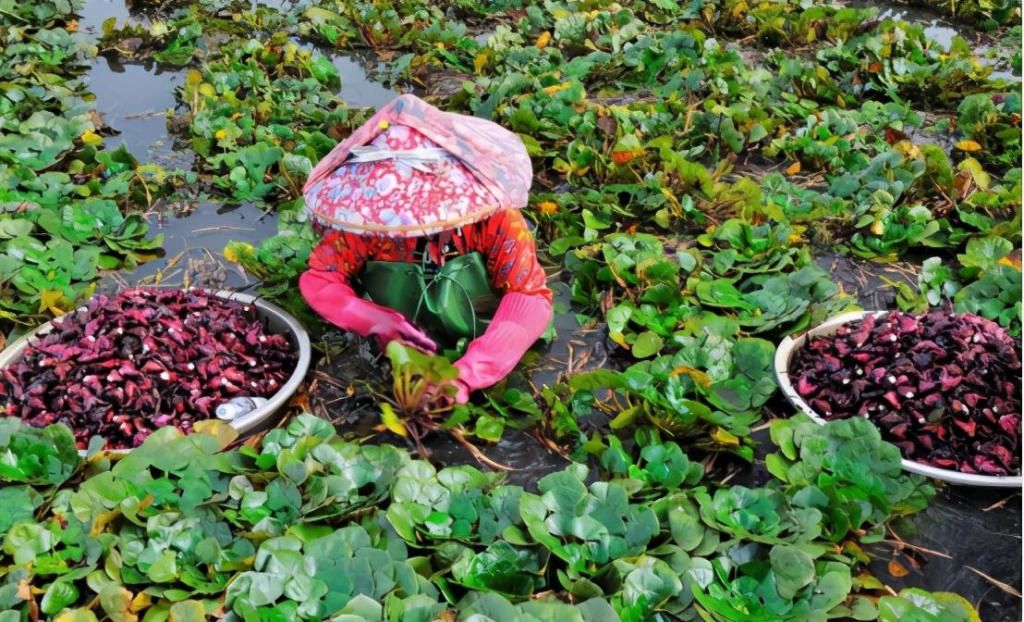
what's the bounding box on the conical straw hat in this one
[304,94,532,237]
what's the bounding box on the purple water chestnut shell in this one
[1,288,298,450]
[791,311,1022,477]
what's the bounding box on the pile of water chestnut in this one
[792,311,1021,476]
[1,288,296,449]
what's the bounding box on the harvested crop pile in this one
[1,288,296,449]
[791,311,1022,476]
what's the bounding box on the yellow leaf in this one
[105,587,138,622]
[887,559,909,577]
[81,130,103,146]
[193,420,239,448]
[380,403,407,437]
[957,157,990,190]
[711,427,741,447]
[223,242,254,264]
[998,255,1021,270]
[91,508,122,537]
[955,139,983,152]
[542,82,572,96]
[785,161,801,175]
[473,51,490,74]
[185,69,203,89]
[670,366,712,388]
[130,592,152,613]
[38,289,64,314]
[536,31,552,49]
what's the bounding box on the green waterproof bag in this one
[359,252,499,344]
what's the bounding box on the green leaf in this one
[631,331,664,358]
[957,236,1012,272]
[168,600,207,622]
[41,581,80,615]
[770,544,816,599]
[0,418,81,485]
[474,415,505,443]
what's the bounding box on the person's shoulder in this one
[482,209,529,231]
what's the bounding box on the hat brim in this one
[305,154,505,238]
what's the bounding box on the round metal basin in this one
[0,289,311,454]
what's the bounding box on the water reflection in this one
[332,54,401,107]
[108,200,279,289]
[78,0,132,36]
[85,56,190,168]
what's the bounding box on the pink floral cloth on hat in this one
[304,94,532,238]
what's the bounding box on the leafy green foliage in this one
[0,3,171,323]
[957,92,1022,170]
[181,34,370,203]
[894,244,1022,337]
[519,464,659,588]
[766,415,934,542]
[0,411,967,621]
[381,341,460,442]
[223,207,317,318]
[954,264,1023,336]
[598,427,704,496]
[387,461,520,545]
[0,418,80,486]
[877,588,982,622]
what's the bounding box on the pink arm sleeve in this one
[454,292,553,393]
[299,233,392,337]
[299,270,376,337]
[453,211,553,394]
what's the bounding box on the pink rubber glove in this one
[452,292,553,402]
[299,270,437,353]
